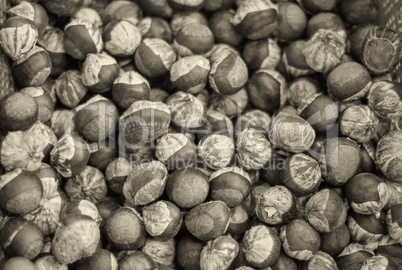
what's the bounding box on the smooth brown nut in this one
[118,251,157,270]
[173,23,214,57]
[134,38,177,78]
[64,19,103,60]
[209,10,244,47]
[377,235,402,268]
[42,0,89,17]
[0,91,38,132]
[76,249,118,270]
[320,224,350,256]
[52,214,100,264]
[298,0,337,14]
[339,0,378,25]
[0,217,44,260]
[0,169,43,215]
[177,233,204,270]
[166,167,209,208]
[279,219,321,261]
[0,16,38,60]
[88,139,117,170]
[184,200,230,241]
[242,38,281,71]
[20,87,54,123]
[327,61,372,101]
[138,0,173,18]
[168,0,204,11]
[105,207,146,250]
[113,71,150,110]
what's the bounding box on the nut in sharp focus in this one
[198,133,235,170]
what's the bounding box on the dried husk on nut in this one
[282,153,322,196]
[103,20,142,57]
[170,11,207,35]
[139,17,173,43]
[340,105,379,143]
[7,2,48,38]
[118,250,157,270]
[376,131,402,182]
[72,7,103,29]
[255,185,296,225]
[319,137,361,186]
[81,53,120,93]
[302,29,345,74]
[156,133,196,170]
[287,77,321,108]
[228,205,250,238]
[348,211,387,249]
[35,254,68,270]
[12,46,52,87]
[1,121,57,172]
[367,81,402,120]
[232,0,278,40]
[112,71,150,110]
[200,235,239,270]
[301,251,338,270]
[105,207,146,250]
[377,235,402,269]
[54,70,88,108]
[281,40,314,78]
[142,200,182,240]
[0,16,38,60]
[75,95,119,142]
[279,219,321,261]
[234,109,270,139]
[0,49,15,100]
[142,237,175,267]
[134,38,177,78]
[64,19,103,60]
[198,134,235,170]
[268,112,316,153]
[345,173,391,217]
[60,199,102,226]
[52,214,100,264]
[105,157,130,195]
[119,100,171,145]
[50,134,91,178]
[242,225,281,268]
[336,243,374,270]
[0,217,44,260]
[38,26,69,76]
[360,255,398,270]
[123,161,168,206]
[247,69,287,114]
[208,88,249,119]
[166,91,206,129]
[184,200,230,241]
[387,203,402,243]
[209,167,251,207]
[65,165,108,204]
[209,46,248,96]
[49,109,76,139]
[305,189,347,233]
[170,55,210,94]
[242,38,281,71]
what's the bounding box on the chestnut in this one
[50,134,91,178]
[185,200,230,241]
[75,249,118,270]
[387,203,402,243]
[228,205,250,239]
[302,251,338,270]
[274,2,307,41]
[102,1,143,26]
[118,250,157,270]
[377,235,402,269]
[42,0,89,17]
[282,153,322,196]
[105,207,146,250]
[367,81,402,120]
[208,88,249,119]
[348,211,387,248]
[320,224,350,256]
[209,166,251,207]
[75,95,119,142]
[123,161,167,206]
[105,158,130,195]
[247,69,287,114]
[53,70,88,109]
[209,10,244,47]
[232,0,278,40]
[170,11,208,36]
[138,0,173,18]
[345,173,390,217]
[279,219,321,261]
[306,12,347,41]
[60,199,102,225]
[198,134,235,170]
[305,189,348,233]
[7,2,48,38]
[139,17,173,43]
[177,233,204,270]
[173,23,214,57]
[0,217,44,260]
[336,243,374,270]
[52,214,100,264]
[88,139,117,170]
[281,40,314,78]
[168,0,205,11]
[299,95,339,132]
[34,255,67,270]
[20,87,54,123]
[320,137,361,186]
[0,92,38,131]
[0,169,43,215]
[63,19,103,60]
[72,7,103,29]
[340,105,379,143]
[2,257,38,270]
[242,38,281,71]
[200,235,239,270]
[339,0,378,25]
[0,16,38,60]
[102,20,142,57]
[65,166,108,204]
[134,38,177,78]
[361,255,398,270]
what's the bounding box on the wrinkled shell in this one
[376,131,402,182]
[166,91,205,129]
[142,237,175,267]
[340,105,379,143]
[306,251,338,270]
[103,20,142,56]
[198,134,235,169]
[52,215,100,264]
[237,128,272,170]
[54,70,88,108]
[105,157,130,195]
[1,121,57,172]
[200,235,239,270]
[387,204,402,243]
[65,166,108,204]
[60,199,102,225]
[367,81,402,120]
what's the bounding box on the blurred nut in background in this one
[102,0,143,26]
[139,17,173,43]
